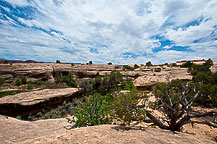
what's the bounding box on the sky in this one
[0,0,217,64]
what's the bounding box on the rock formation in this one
[0,88,80,116]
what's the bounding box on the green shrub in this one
[111,90,147,125]
[146,61,152,66]
[134,64,139,69]
[15,78,22,86]
[21,77,27,84]
[171,63,178,67]
[56,60,61,63]
[56,73,77,87]
[121,80,136,91]
[80,70,123,95]
[0,77,5,86]
[3,60,9,64]
[67,93,112,128]
[123,65,134,71]
[180,61,193,68]
[108,62,112,65]
[89,61,93,65]
[0,90,24,98]
[71,63,75,67]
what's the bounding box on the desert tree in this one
[146,80,217,131]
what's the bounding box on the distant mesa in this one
[0,59,40,63]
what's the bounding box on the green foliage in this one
[121,80,136,91]
[15,77,28,86]
[0,90,24,98]
[3,60,9,64]
[27,80,45,89]
[146,61,152,66]
[68,93,112,128]
[108,62,112,65]
[171,63,178,67]
[185,58,216,107]
[180,61,193,68]
[80,70,123,95]
[134,64,139,69]
[56,60,61,63]
[56,73,77,87]
[111,90,147,125]
[0,77,5,87]
[123,65,134,71]
[89,61,93,65]
[21,77,27,84]
[71,63,75,67]
[15,78,22,86]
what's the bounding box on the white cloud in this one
[3,0,29,7]
[0,0,217,64]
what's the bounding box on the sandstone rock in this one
[0,115,68,144]
[0,88,79,116]
[18,125,216,144]
[134,67,192,89]
[0,115,216,144]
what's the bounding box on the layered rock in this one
[134,66,192,89]
[0,88,80,116]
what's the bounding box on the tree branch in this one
[146,111,168,129]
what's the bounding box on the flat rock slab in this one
[0,116,215,144]
[0,88,79,106]
[19,125,215,144]
[0,115,69,144]
[0,88,80,116]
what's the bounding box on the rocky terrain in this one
[0,62,198,88]
[0,88,79,116]
[0,62,217,144]
[0,115,216,144]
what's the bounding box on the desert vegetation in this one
[0,60,216,142]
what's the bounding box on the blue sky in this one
[0,0,217,64]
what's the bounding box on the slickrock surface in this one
[0,115,69,144]
[18,125,216,144]
[0,88,79,106]
[0,88,79,116]
[133,67,192,88]
[0,116,216,144]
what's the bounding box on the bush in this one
[71,63,75,67]
[123,65,134,71]
[56,60,61,63]
[80,70,123,95]
[3,60,9,64]
[67,93,112,128]
[180,61,193,68]
[0,77,5,86]
[111,90,147,125]
[108,62,112,65]
[21,77,27,84]
[56,73,77,87]
[15,78,22,86]
[134,64,139,69]
[89,61,93,65]
[171,63,178,67]
[146,61,152,66]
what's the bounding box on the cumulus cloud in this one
[0,0,216,64]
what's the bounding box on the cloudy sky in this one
[0,0,217,64]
